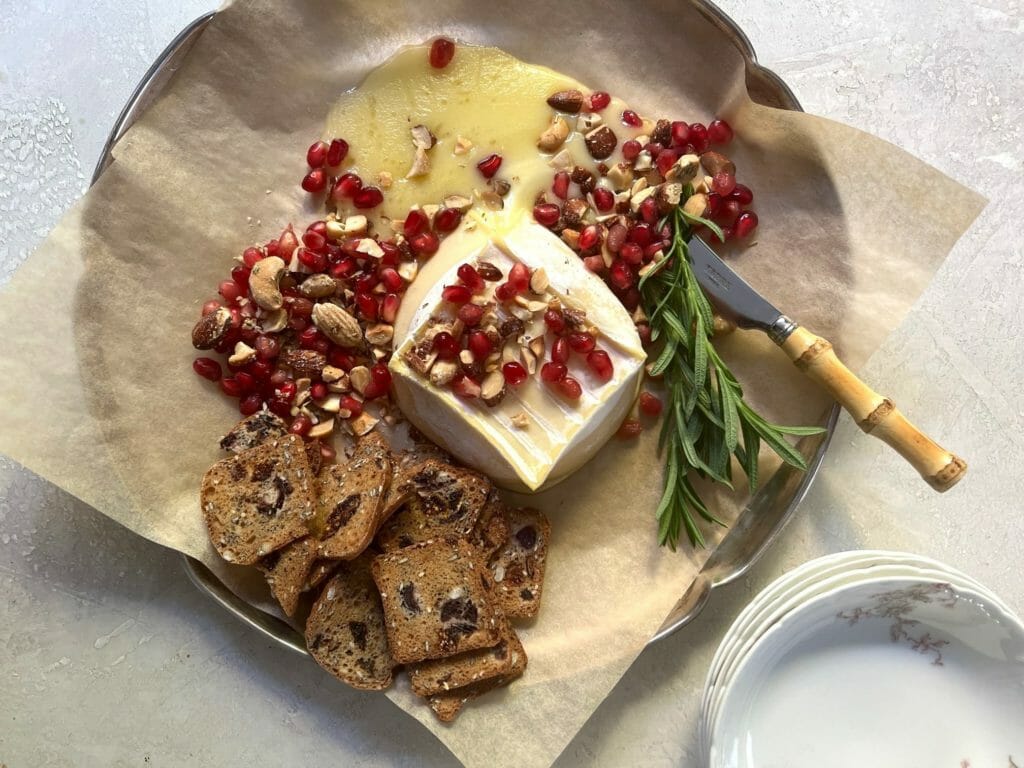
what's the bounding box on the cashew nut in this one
[249,256,286,311]
[406,147,431,178]
[537,115,570,152]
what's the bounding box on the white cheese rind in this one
[390,221,645,492]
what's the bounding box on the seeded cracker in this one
[313,432,392,559]
[258,536,317,617]
[409,622,524,697]
[305,554,394,691]
[219,411,288,454]
[371,537,502,664]
[376,460,491,551]
[470,490,510,558]
[200,434,314,564]
[427,633,528,722]
[488,507,551,618]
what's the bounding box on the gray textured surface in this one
[1,1,1021,765]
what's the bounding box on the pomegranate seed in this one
[297,248,327,272]
[318,441,337,462]
[369,364,392,396]
[583,256,605,273]
[568,332,596,353]
[410,231,440,256]
[620,242,643,265]
[220,377,243,397]
[288,297,314,318]
[278,227,299,258]
[606,223,627,253]
[508,262,530,291]
[712,170,736,196]
[306,141,328,168]
[242,247,263,268]
[201,299,222,316]
[340,395,363,418]
[289,415,312,437]
[468,330,492,359]
[579,225,602,251]
[276,379,297,400]
[267,398,291,418]
[617,419,643,439]
[303,230,327,253]
[355,292,379,321]
[247,360,272,381]
[556,376,582,400]
[476,154,502,179]
[265,239,279,256]
[193,357,222,381]
[451,373,481,399]
[502,362,528,386]
[301,169,327,193]
[379,267,403,292]
[656,149,679,177]
[689,122,709,153]
[622,139,642,161]
[228,307,242,328]
[540,362,567,382]
[593,187,614,212]
[706,192,723,218]
[670,121,690,147]
[429,37,456,69]
[327,349,354,370]
[533,203,561,228]
[621,109,642,127]
[239,394,263,416]
[628,223,653,247]
[717,200,741,227]
[609,260,634,290]
[457,303,485,327]
[381,293,401,323]
[434,207,462,233]
[551,337,570,364]
[622,288,641,311]
[332,173,362,200]
[219,280,242,302]
[639,391,663,417]
[354,186,383,209]
[587,91,610,111]
[404,208,429,238]
[722,226,735,241]
[729,184,753,205]
[326,138,349,166]
[287,316,307,332]
[354,272,379,294]
[476,262,503,281]
[457,264,485,293]
[433,331,460,360]
[586,350,614,382]
[254,335,280,360]
[637,324,652,347]
[544,309,566,334]
[645,142,664,158]
[644,242,664,261]
[552,171,570,199]
[379,241,400,265]
[298,327,322,349]
[639,197,658,225]
[494,282,517,301]
[707,118,733,145]
[234,370,257,392]
[735,211,759,238]
[232,266,251,286]
[442,284,473,304]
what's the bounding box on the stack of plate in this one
[700,550,1024,767]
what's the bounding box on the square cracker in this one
[409,623,523,697]
[488,507,551,619]
[201,434,315,564]
[371,537,502,664]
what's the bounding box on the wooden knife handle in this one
[779,326,966,492]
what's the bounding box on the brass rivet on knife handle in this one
[779,326,967,492]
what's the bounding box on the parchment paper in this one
[0,1,984,766]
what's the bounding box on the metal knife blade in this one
[688,236,796,344]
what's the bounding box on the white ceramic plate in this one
[709,576,1024,767]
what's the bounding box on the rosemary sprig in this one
[639,202,825,549]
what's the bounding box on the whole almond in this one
[700,150,736,177]
[191,307,233,350]
[312,303,362,347]
[280,349,327,379]
[299,274,338,299]
[546,89,584,113]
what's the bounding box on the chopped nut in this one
[700,150,735,177]
[321,365,345,383]
[459,349,475,366]
[713,314,737,337]
[577,112,603,132]
[429,360,458,387]
[327,375,351,393]
[519,345,537,375]
[312,303,363,347]
[325,219,346,241]
[509,304,532,321]
[563,198,589,227]
[228,341,256,366]
[683,192,709,218]
[546,89,584,113]
[607,163,634,191]
[377,171,394,189]
[666,154,701,184]
[443,194,473,212]
[356,238,385,259]
[318,394,342,413]
[561,228,580,249]
[294,377,312,406]
[651,119,671,146]
[404,342,437,375]
[537,115,570,152]
[280,350,326,379]
[364,323,394,346]
[248,256,286,311]
[529,267,550,294]
[655,182,683,213]
[410,124,436,150]
[397,260,419,282]
[630,185,658,213]
[342,215,369,236]
[630,177,649,199]
[478,187,504,210]
[349,365,372,395]
[350,411,380,436]
[260,308,288,334]
[299,273,337,299]
[634,150,653,172]
[406,147,431,178]
[191,307,233,350]
[308,418,335,439]
[480,371,506,407]
[422,204,440,223]
[501,344,519,366]
[548,148,573,169]
[510,412,529,429]
[453,135,473,155]
[584,125,617,160]
[528,336,546,359]
[571,165,596,193]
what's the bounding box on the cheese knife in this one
[688,236,966,491]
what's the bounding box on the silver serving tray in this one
[93,4,838,654]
